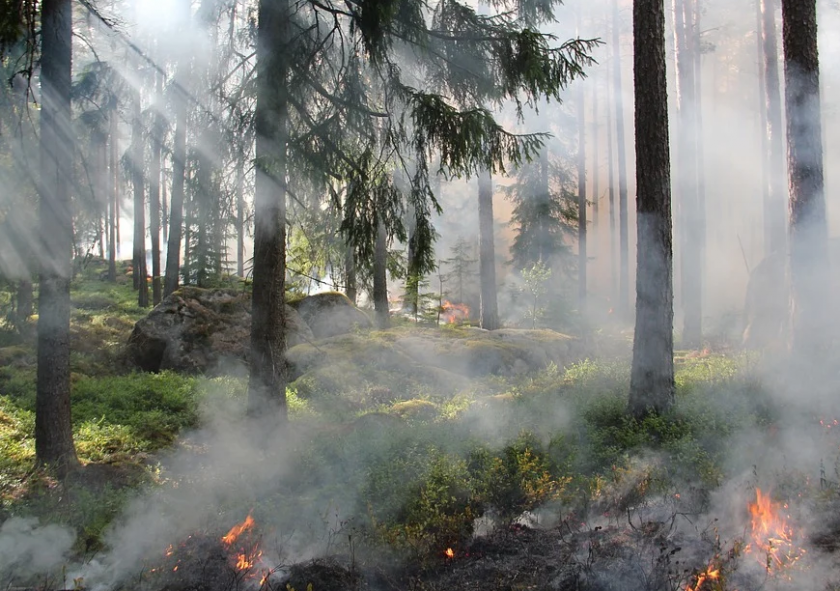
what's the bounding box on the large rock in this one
[127,287,313,374]
[289,292,372,339]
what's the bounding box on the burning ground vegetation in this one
[5,354,840,591]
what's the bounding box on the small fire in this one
[441,301,469,324]
[746,488,805,572]
[222,513,255,546]
[444,547,455,559]
[684,564,719,591]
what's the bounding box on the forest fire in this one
[441,301,469,324]
[746,488,805,572]
[221,513,265,577]
[444,547,455,559]
[222,513,255,546]
[684,563,719,591]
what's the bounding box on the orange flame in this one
[444,547,455,559]
[222,513,255,546]
[441,301,469,324]
[746,488,805,572]
[684,565,719,591]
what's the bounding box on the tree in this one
[150,71,164,305]
[628,0,675,418]
[477,170,499,330]
[761,0,786,256]
[612,0,631,317]
[131,86,149,307]
[781,0,827,358]
[36,0,79,474]
[576,85,587,307]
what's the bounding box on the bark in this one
[163,61,188,297]
[107,107,117,282]
[613,0,630,318]
[195,144,212,287]
[781,0,828,358]
[345,240,357,304]
[373,219,390,328]
[577,87,587,307]
[762,0,787,255]
[236,151,246,278]
[150,74,163,305]
[628,0,675,418]
[478,169,499,330]
[592,82,600,234]
[131,89,149,308]
[673,0,701,348]
[247,0,291,421]
[756,0,770,239]
[692,0,706,306]
[16,279,33,326]
[36,0,79,475]
[607,62,617,300]
[162,154,168,243]
[405,214,419,315]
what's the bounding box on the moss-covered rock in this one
[288,291,372,338]
[127,287,313,374]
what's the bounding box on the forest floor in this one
[1,261,840,591]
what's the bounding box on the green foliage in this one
[519,261,552,328]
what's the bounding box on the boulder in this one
[289,292,372,339]
[127,287,313,374]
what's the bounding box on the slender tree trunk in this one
[373,219,390,328]
[36,0,79,475]
[613,0,630,317]
[692,0,706,312]
[478,169,499,329]
[405,213,419,314]
[756,0,770,251]
[196,145,212,288]
[164,62,188,297]
[607,62,618,302]
[762,0,787,255]
[236,150,246,278]
[150,74,163,305]
[108,108,118,282]
[95,131,106,261]
[628,0,675,418]
[578,86,587,307]
[781,0,828,358]
[539,147,549,263]
[247,0,291,421]
[673,0,702,348]
[345,240,357,304]
[162,154,168,243]
[592,81,600,235]
[132,89,149,307]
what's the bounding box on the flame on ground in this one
[746,488,805,572]
[444,547,455,559]
[684,564,719,591]
[222,513,255,546]
[441,301,469,324]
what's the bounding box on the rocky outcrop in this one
[127,287,313,374]
[289,292,372,339]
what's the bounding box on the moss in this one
[390,399,438,421]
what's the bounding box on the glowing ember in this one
[165,544,174,557]
[746,488,805,572]
[222,513,255,546]
[444,547,455,559]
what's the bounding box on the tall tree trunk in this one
[195,145,212,288]
[373,219,390,328]
[150,74,163,305]
[613,0,630,318]
[108,107,118,282]
[781,0,828,358]
[95,130,107,261]
[628,0,675,418]
[607,61,617,301]
[478,169,499,329]
[345,240,357,304]
[247,0,291,421]
[236,150,246,278]
[756,0,770,248]
[36,0,79,475]
[164,62,188,297]
[578,87,587,307]
[592,81,600,235]
[762,0,787,255]
[132,89,149,308]
[162,153,168,243]
[673,0,701,348]
[692,0,706,313]
[539,146,549,263]
[405,213,419,315]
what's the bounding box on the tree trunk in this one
[236,150,246,278]
[163,61,188,297]
[673,0,701,348]
[613,0,630,318]
[108,107,118,282]
[405,213,419,315]
[781,0,828,358]
[162,153,168,243]
[132,89,149,308]
[628,0,675,418]
[577,86,587,307]
[345,240,357,304]
[247,0,291,421]
[478,169,499,330]
[150,74,163,305]
[373,219,390,328]
[607,61,617,301]
[17,279,33,322]
[592,81,600,235]
[692,0,706,317]
[756,0,770,248]
[762,0,787,255]
[36,0,79,475]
